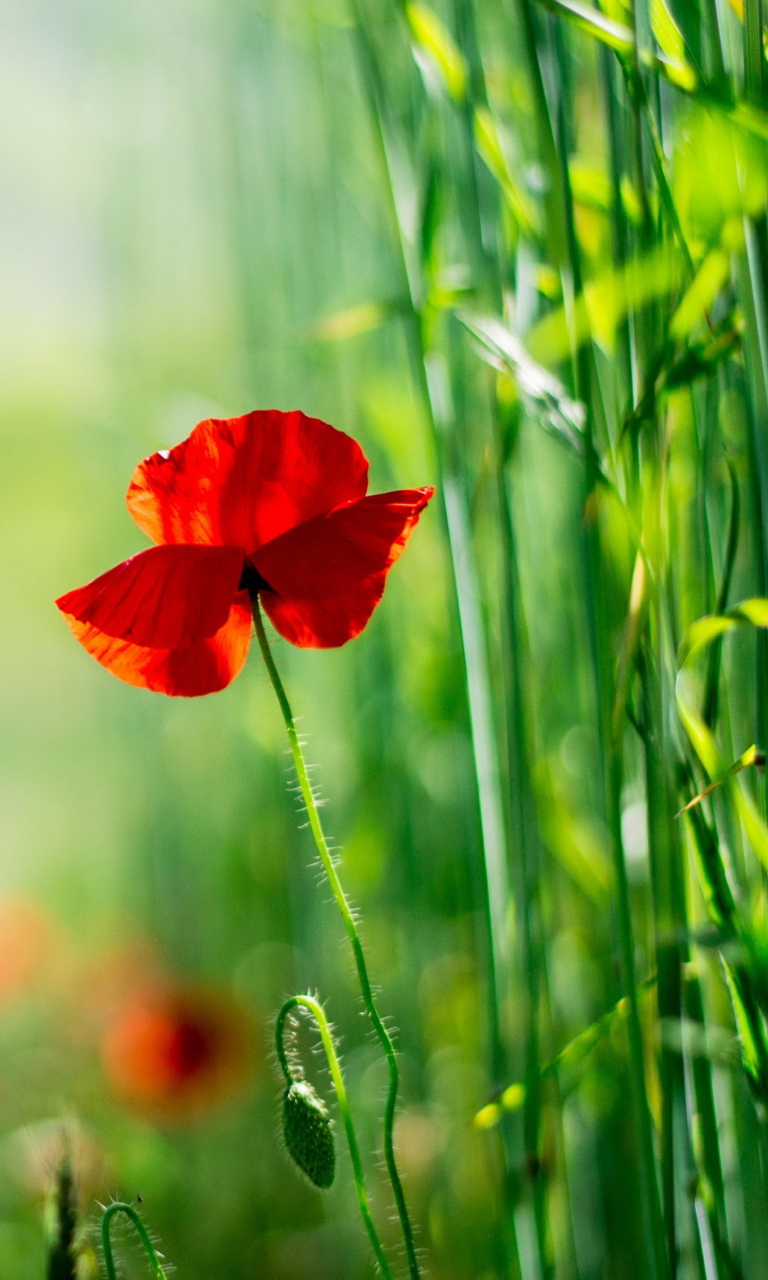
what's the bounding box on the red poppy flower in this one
[56,410,433,696]
[101,982,254,1120]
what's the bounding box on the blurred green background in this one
[5,0,768,1277]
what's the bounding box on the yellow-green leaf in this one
[730,100,768,143]
[473,109,538,237]
[651,0,687,63]
[734,782,768,873]
[535,0,634,52]
[676,675,723,777]
[406,2,467,101]
[537,772,613,902]
[526,246,683,364]
[311,301,400,342]
[474,980,655,1129]
[723,962,762,1083]
[670,250,730,341]
[678,614,739,666]
[678,599,768,665]
[676,744,762,816]
[733,597,768,626]
[569,163,612,211]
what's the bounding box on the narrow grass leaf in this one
[533,0,635,53]
[722,963,763,1083]
[458,312,585,446]
[475,981,656,1128]
[406,2,467,101]
[473,109,538,237]
[733,597,768,626]
[679,616,739,665]
[650,0,688,64]
[569,163,613,211]
[676,676,724,776]
[729,100,768,143]
[537,765,613,901]
[676,744,762,814]
[525,246,684,363]
[733,782,768,872]
[670,250,731,340]
[679,598,768,664]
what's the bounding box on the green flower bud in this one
[282,1080,335,1189]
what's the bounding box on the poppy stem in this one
[252,597,422,1280]
[100,1202,168,1280]
[276,994,394,1279]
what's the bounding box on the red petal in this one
[126,411,369,553]
[254,488,433,648]
[55,545,245,647]
[57,595,252,696]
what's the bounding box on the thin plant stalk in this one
[348,20,521,1274]
[251,596,421,1280]
[349,7,514,1074]
[101,1203,168,1280]
[276,994,394,1279]
[546,12,669,1275]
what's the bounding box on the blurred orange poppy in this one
[101,983,254,1120]
[0,897,56,1005]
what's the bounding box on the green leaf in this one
[733,597,768,626]
[676,674,723,777]
[650,0,687,64]
[722,962,763,1084]
[664,321,741,389]
[647,50,697,89]
[475,979,656,1129]
[730,100,768,144]
[733,782,768,873]
[458,312,586,449]
[473,109,538,237]
[676,744,762,815]
[678,598,768,665]
[536,763,613,902]
[678,614,739,665]
[525,246,684,364]
[670,249,731,340]
[406,2,467,101]
[535,0,635,52]
[569,162,613,211]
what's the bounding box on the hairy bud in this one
[282,1081,335,1189]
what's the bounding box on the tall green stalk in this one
[349,0,515,1090]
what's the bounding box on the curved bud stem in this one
[277,995,393,1279]
[101,1202,168,1280]
[253,597,420,1280]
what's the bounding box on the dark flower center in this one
[166,1018,216,1080]
[239,562,273,594]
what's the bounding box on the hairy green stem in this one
[277,995,393,1278]
[252,597,421,1280]
[101,1203,168,1280]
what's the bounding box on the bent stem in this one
[101,1202,168,1280]
[277,994,394,1279]
[252,596,421,1280]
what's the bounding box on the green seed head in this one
[282,1081,335,1189]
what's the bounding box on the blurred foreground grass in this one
[4,0,768,1277]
